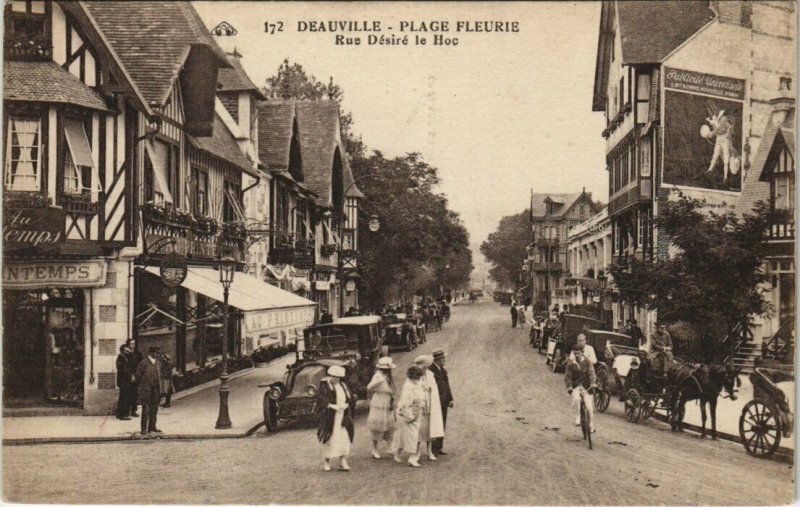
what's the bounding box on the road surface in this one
[3,299,794,504]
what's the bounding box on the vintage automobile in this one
[260,316,385,432]
[546,314,607,373]
[381,312,418,352]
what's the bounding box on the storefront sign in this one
[663,68,745,192]
[3,260,107,289]
[160,253,188,288]
[244,306,315,337]
[315,280,331,291]
[4,208,66,252]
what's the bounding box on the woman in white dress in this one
[367,356,397,459]
[414,354,445,460]
[316,365,355,471]
[391,365,427,467]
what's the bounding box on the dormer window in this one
[4,1,51,61]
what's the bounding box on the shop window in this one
[5,117,42,191]
[63,119,100,196]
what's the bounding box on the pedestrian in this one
[414,354,444,461]
[126,338,143,417]
[115,344,135,420]
[626,319,646,348]
[159,352,175,408]
[510,304,518,328]
[135,346,163,436]
[391,365,427,467]
[429,349,453,456]
[517,305,527,326]
[367,356,396,459]
[320,308,334,325]
[317,365,355,472]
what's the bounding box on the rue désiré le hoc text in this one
[265,20,520,46]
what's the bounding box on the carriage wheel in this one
[640,397,657,420]
[624,389,642,423]
[594,368,611,413]
[739,400,782,458]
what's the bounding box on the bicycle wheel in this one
[580,398,593,449]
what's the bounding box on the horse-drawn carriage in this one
[739,367,794,458]
[422,303,441,332]
[584,330,638,413]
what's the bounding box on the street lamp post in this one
[597,270,608,327]
[216,256,236,429]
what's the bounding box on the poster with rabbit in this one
[663,68,745,192]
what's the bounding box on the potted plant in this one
[222,222,248,240]
[321,243,338,257]
[193,215,219,235]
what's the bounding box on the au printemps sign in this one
[3,208,65,252]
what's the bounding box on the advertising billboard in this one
[663,67,746,191]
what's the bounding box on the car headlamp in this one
[305,385,318,397]
[268,387,282,400]
[347,359,357,368]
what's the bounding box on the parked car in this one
[259,316,385,432]
[382,312,418,351]
[547,314,607,373]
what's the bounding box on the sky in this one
[195,2,608,272]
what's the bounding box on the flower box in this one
[321,243,338,257]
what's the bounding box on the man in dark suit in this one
[126,339,143,417]
[115,344,135,420]
[429,349,454,455]
[320,308,334,324]
[135,346,163,435]
[510,304,518,328]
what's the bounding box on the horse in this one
[667,363,740,439]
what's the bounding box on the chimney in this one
[770,78,794,125]
[710,1,751,27]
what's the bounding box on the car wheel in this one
[263,393,279,432]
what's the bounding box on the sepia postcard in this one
[1,1,797,505]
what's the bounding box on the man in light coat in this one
[415,355,444,460]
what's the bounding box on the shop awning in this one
[145,266,316,338]
[145,266,315,310]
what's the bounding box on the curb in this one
[651,413,794,460]
[3,420,265,446]
[171,366,256,402]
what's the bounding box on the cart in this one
[738,367,794,458]
[587,331,637,413]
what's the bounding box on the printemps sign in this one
[3,208,66,252]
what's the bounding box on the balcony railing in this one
[536,238,559,247]
[533,262,563,272]
[4,31,52,61]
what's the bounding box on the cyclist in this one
[565,343,597,433]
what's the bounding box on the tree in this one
[480,210,531,290]
[608,194,782,359]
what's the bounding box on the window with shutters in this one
[5,117,42,191]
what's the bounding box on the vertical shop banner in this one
[663,68,745,191]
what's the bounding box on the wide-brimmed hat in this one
[327,365,346,378]
[432,349,447,360]
[414,354,434,367]
[376,357,396,369]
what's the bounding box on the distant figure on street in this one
[568,333,597,365]
[429,349,453,456]
[317,365,355,471]
[517,305,527,326]
[320,308,334,325]
[159,352,175,408]
[126,338,143,417]
[344,306,359,317]
[626,319,646,348]
[367,357,397,459]
[510,305,518,328]
[650,323,674,375]
[115,344,135,420]
[135,346,163,436]
[391,366,427,467]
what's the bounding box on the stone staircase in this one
[732,340,761,373]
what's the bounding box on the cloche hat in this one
[414,354,434,367]
[376,357,396,369]
[327,365,346,378]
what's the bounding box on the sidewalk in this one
[3,355,293,445]
[658,375,795,453]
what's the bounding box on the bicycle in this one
[573,386,595,450]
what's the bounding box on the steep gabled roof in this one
[188,113,257,176]
[219,52,266,99]
[736,103,795,216]
[257,101,296,170]
[531,191,598,219]
[4,61,109,111]
[84,1,230,106]
[592,1,714,111]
